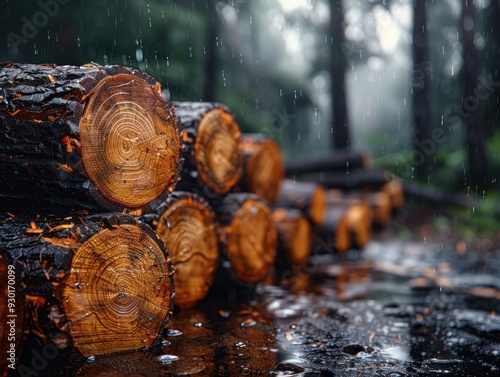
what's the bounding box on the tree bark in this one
[274,180,326,226]
[213,193,277,285]
[173,101,243,196]
[329,0,351,149]
[461,0,489,190]
[0,213,174,358]
[0,62,181,213]
[285,150,370,176]
[141,192,219,309]
[236,134,284,204]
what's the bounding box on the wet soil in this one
[8,205,500,376]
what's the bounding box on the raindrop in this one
[234,341,245,348]
[194,322,203,328]
[240,319,256,328]
[86,355,96,363]
[161,339,171,347]
[157,354,179,363]
[165,329,183,337]
[136,48,144,62]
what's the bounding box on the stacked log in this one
[0,62,181,213]
[214,193,277,286]
[141,192,219,309]
[0,213,174,357]
[236,134,284,203]
[173,102,243,196]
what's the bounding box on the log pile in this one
[0,62,405,368]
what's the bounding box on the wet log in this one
[236,134,284,204]
[285,150,370,176]
[274,180,326,225]
[0,62,181,213]
[173,102,243,196]
[313,207,350,254]
[310,168,389,191]
[326,190,372,248]
[272,208,313,267]
[214,193,277,285]
[141,192,219,309]
[0,213,174,358]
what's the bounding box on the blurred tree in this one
[329,0,350,149]
[461,0,489,191]
[411,0,431,179]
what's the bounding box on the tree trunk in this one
[141,192,219,309]
[285,150,370,176]
[236,134,284,204]
[0,213,174,358]
[412,0,431,178]
[274,180,326,226]
[214,193,277,285]
[329,0,351,149]
[173,101,243,196]
[272,208,313,268]
[461,0,489,190]
[0,62,181,213]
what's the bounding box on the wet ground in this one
[9,205,500,376]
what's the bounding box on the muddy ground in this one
[8,205,500,376]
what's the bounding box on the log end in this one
[155,193,219,309]
[243,137,284,203]
[80,74,180,210]
[62,223,174,357]
[224,196,277,284]
[195,108,243,194]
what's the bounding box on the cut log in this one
[141,192,219,309]
[313,207,350,254]
[0,213,174,357]
[309,168,389,191]
[382,180,405,210]
[237,134,284,203]
[0,62,181,212]
[326,190,372,248]
[173,102,243,195]
[285,150,370,176]
[364,191,392,228]
[272,208,313,267]
[274,180,326,225]
[214,193,277,285]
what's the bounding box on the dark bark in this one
[314,207,350,254]
[329,0,351,149]
[173,101,243,196]
[0,213,174,358]
[301,168,389,190]
[412,0,431,178]
[0,62,181,213]
[274,180,326,225]
[285,150,370,176]
[461,0,489,190]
